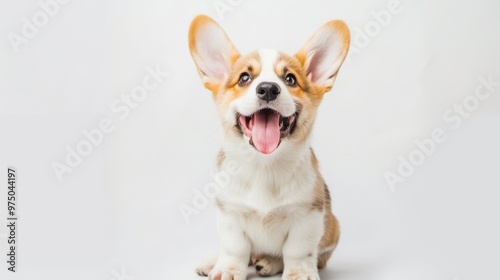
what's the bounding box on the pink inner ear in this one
[307,47,328,83]
[205,48,229,81]
[195,24,233,83]
[303,28,346,85]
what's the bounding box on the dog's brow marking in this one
[274,53,310,92]
[224,51,262,89]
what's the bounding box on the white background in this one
[1,0,500,279]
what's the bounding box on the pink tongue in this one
[251,111,281,154]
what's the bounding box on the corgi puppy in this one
[189,15,350,280]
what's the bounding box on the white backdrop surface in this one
[1,0,499,279]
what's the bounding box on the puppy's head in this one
[189,15,349,155]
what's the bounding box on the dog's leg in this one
[208,213,251,280]
[317,212,340,269]
[281,212,323,280]
[197,253,262,277]
[251,254,284,277]
[317,187,340,270]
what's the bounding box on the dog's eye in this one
[238,72,252,86]
[285,73,297,87]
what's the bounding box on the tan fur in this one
[295,20,350,94]
[254,150,340,271]
[312,150,341,260]
[188,15,240,95]
[215,198,225,212]
[318,194,340,269]
[244,205,307,229]
[216,150,225,169]
[188,15,350,278]
[284,267,303,279]
[317,250,334,270]
[216,52,263,116]
[224,51,262,90]
[274,53,312,96]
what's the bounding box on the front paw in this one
[282,268,320,280]
[196,256,216,276]
[208,265,246,280]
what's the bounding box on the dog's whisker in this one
[188,14,350,279]
[206,120,228,139]
[299,126,309,152]
[222,123,232,144]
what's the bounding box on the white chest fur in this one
[216,140,321,255]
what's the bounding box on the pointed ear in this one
[188,15,240,93]
[295,20,350,92]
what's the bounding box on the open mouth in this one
[237,108,297,154]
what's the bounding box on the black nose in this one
[256,82,280,102]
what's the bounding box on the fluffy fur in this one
[188,15,350,280]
